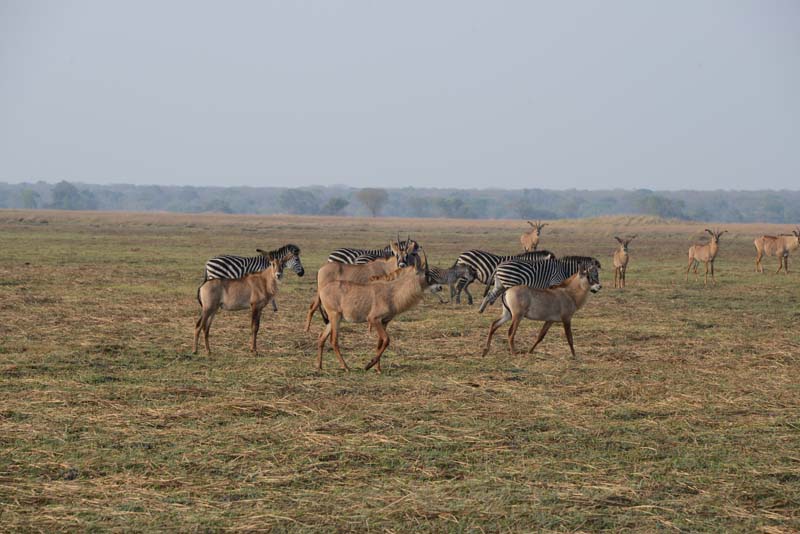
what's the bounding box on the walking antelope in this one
[613,235,636,288]
[686,228,727,285]
[305,240,411,331]
[316,252,436,373]
[194,257,284,356]
[203,244,304,312]
[754,228,800,274]
[453,249,555,305]
[481,266,601,357]
[479,256,601,313]
[520,220,548,252]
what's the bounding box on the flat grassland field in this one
[1,210,799,533]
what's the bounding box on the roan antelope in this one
[612,235,636,288]
[316,252,437,373]
[481,265,601,358]
[194,257,284,356]
[754,228,800,274]
[305,240,413,331]
[685,228,727,286]
[520,220,548,252]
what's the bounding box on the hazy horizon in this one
[2,1,798,190]
[3,178,800,194]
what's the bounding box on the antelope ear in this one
[614,236,623,244]
[256,248,268,256]
[527,221,535,227]
[705,228,714,235]
[540,223,548,228]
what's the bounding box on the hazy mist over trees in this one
[1,181,799,223]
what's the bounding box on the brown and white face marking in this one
[271,257,283,281]
[615,234,636,253]
[582,265,602,293]
[705,228,727,244]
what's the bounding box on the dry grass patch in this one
[0,210,798,532]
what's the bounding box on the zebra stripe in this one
[327,240,419,264]
[452,249,554,304]
[478,256,601,313]
[204,244,304,280]
[428,264,475,303]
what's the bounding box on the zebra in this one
[203,244,304,312]
[478,256,601,313]
[428,264,476,303]
[328,238,419,266]
[452,249,555,305]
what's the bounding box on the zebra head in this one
[257,245,305,277]
[282,254,305,277]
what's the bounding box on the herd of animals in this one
[193,221,800,372]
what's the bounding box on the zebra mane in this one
[258,244,301,259]
[559,255,601,269]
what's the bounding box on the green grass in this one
[0,210,798,532]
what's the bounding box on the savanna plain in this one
[1,210,799,533]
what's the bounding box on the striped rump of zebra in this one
[478,256,601,313]
[203,244,304,312]
[327,240,419,264]
[452,249,555,305]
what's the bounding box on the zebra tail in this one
[490,287,507,306]
[482,268,499,297]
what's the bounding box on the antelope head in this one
[705,228,727,243]
[614,234,637,252]
[270,257,284,281]
[580,265,602,293]
[527,220,548,235]
[390,235,409,268]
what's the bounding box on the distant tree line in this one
[1,180,799,223]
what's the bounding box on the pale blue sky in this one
[1,1,798,190]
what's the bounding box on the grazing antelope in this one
[685,228,727,286]
[194,257,284,356]
[754,228,800,274]
[305,241,411,331]
[316,252,436,373]
[520,220,548,252]
[481,266,601,358]
[612,235,636,288]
